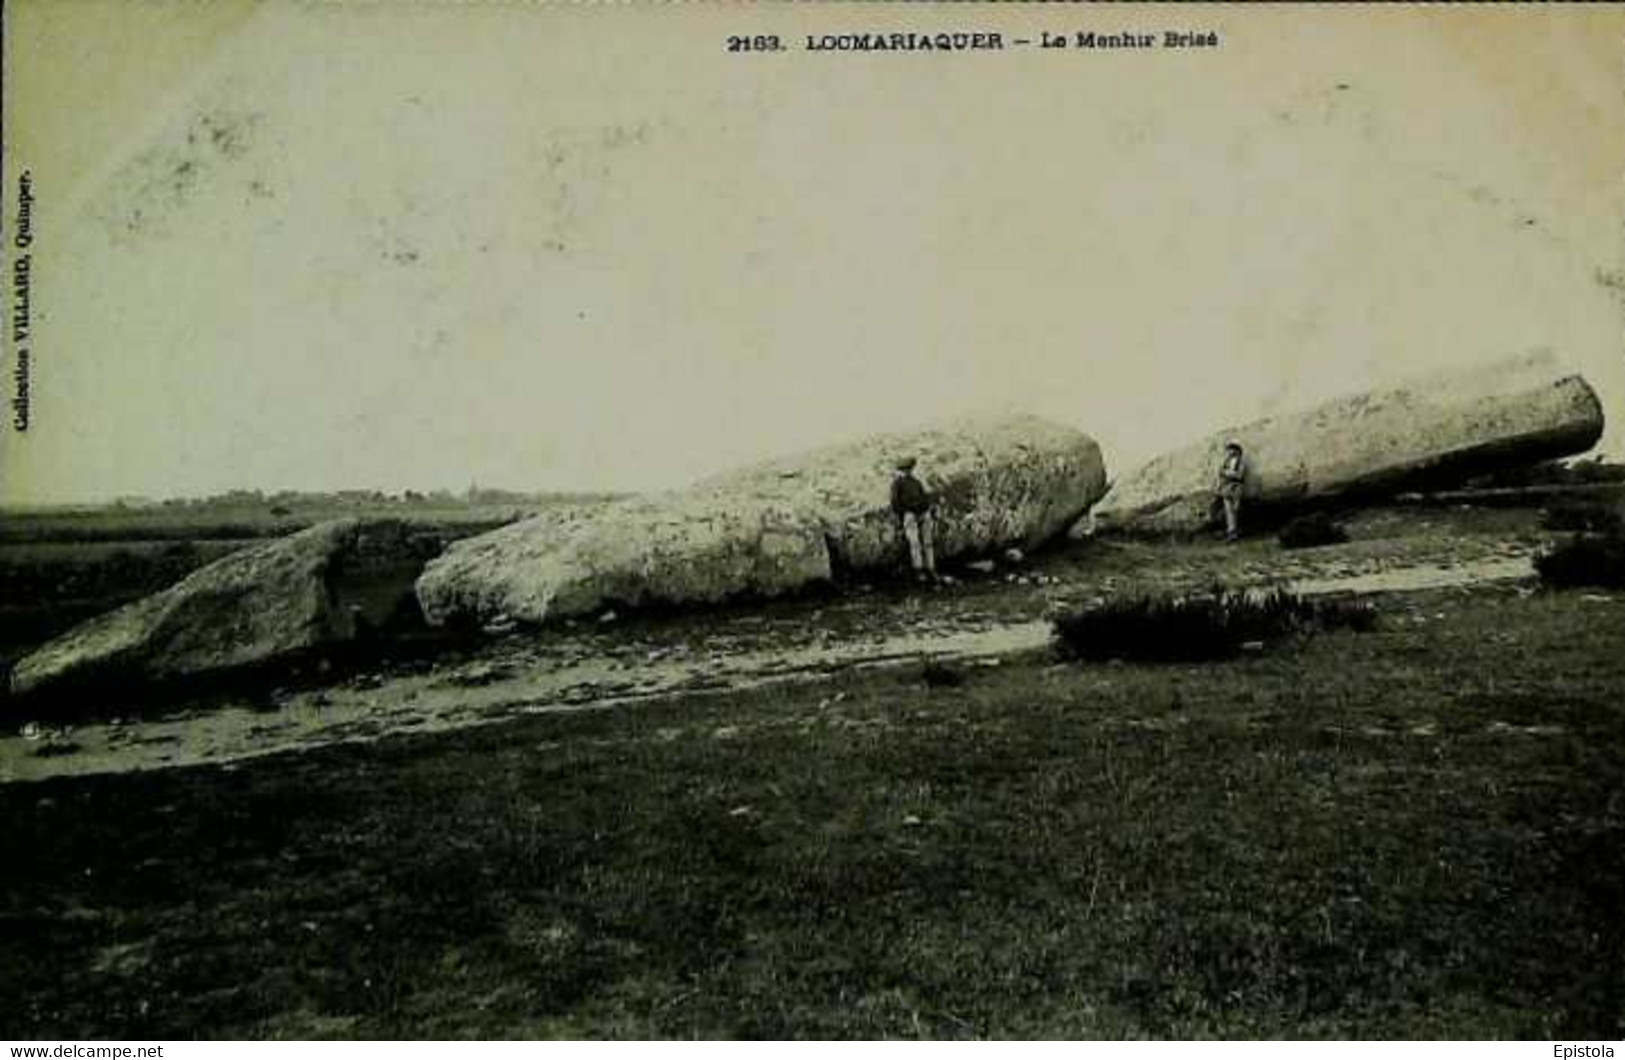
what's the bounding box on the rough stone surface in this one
[10,519,432,700]
[1087,351,1606,536]
[417,414,1106,626]
[415,498,833,628]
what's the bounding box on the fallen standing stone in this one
[9,519,435,705]
[1087,350,1605,536]
[417,414,1108,627]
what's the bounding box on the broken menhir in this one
[1087,350,1605,536]
[416,414,1108,628]
[9,520,434,705]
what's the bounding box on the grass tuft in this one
[919,660,966,688]
[1052,584,1376,663]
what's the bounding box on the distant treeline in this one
[6,487,628,514]
[0,492,626,546]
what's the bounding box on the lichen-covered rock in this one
[1088,351,1606,535]
[9,519,432,700]
[414,497,833,627]
[417,414,1106,626]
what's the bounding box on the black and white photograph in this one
[2,1,1623,1041]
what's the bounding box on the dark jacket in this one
[890,473,932,516]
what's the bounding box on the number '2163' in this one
[726,35,784,53]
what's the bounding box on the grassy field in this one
[3,581,1622,1038]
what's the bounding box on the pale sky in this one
[3,2,1622,504]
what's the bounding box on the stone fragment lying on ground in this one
[414,496,834,628]
[1086,351,1606,535]
[416,414,1107,627]
[9,520,436,702]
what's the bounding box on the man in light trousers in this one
[1217,440,1248,542]
[890,456,938,582]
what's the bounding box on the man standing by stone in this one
[1217,440,1248,542]
[891,456,938,581]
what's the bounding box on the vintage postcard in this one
[2,1,1622,1041]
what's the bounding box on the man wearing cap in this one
[890,456,938,581]
[1216,441,1248,542]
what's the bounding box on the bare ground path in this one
[0,508,1575,782]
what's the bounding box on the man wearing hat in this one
[1216,440,1248,542]
[890,456,938,581]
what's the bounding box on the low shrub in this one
[1535,531,1625,589]
[1277,512,1349,550]
[1467,457,1625,489]
[1052,584,1375,663]
[1540,501,1625,535]
[920,660,966,688]
[1565,457,1625,485]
